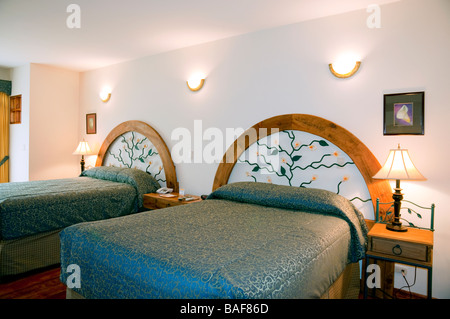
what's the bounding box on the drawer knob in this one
[392,244,402,255]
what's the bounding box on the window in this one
[10,94,21,124]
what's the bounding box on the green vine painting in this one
[105,131,166,184]
[232,130,372,207]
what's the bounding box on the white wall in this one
[7,64,80,182]
[78,0,449,298]
[0,67,10,80]
[9,64,30,182]
[28,64,80,180]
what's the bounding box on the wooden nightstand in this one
[143,192,202,210]
[364,223,434,299]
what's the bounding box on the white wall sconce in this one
[187,74,206,91]
[329,55,361,78]
[99,88,112,102]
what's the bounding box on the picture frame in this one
[383,91,424,135]
[86,113,97,134]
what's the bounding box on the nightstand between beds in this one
[143,192,202,210]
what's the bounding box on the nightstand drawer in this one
[143,196,174,209]
[154,199,176,209]
[371,237,429,262]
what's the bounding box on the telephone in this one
[156,187,173,194]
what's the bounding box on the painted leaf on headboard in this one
[228,130,374,219]
[103,131,167,186]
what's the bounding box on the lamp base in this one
[80,156,85,173]
[386,222,408,232]
[385,181,408,232]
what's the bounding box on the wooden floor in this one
[0,266,66,299]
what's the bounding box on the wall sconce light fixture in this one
[99,88,112,102]
[187,74,206,91]
[329,60,361,78]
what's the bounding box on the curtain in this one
[0,92,9,183]
[0,79,12,96]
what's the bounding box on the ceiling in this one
[0,0,399,72]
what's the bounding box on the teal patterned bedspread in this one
[60,182,368,299]
[0,167,160,240]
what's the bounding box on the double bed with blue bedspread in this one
[0,167,159,241]
[0,120,178,280]
[60,182,367,299]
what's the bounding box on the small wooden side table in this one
[364,223,434,299]
[143,192,202,210]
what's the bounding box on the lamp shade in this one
[73,140,92,155]
[373,145,426,181]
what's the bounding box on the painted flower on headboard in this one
[232,129,373,218]
[239,130,355,188]
[105,131,166,185]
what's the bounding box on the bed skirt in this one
[66,262,361,299]
[320,262,360,299]
[0,229,61,281]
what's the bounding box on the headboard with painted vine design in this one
[95,120,178,192]
[213,114,392,221]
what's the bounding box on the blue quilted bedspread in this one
[0,167,160,240]
[60,182,368,299]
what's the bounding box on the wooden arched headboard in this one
[95,120,178,192]
[213,114,392,220]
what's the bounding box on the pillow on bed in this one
[81,166,161,200]
[207,181,354,212]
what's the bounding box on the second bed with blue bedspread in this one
[60,182,368,299]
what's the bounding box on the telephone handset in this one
[156,187,173,194]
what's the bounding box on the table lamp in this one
[373,144,426,232]
[73,140,92,173]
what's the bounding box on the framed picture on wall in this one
[86,113,97,134]
[383,91,424,135]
